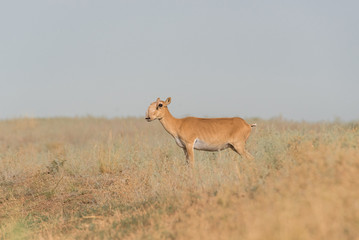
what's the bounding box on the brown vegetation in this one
[0,117,358,239]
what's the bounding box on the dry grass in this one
[0,117,358,240]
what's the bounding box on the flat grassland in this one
[0,117,358,240]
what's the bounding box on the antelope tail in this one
[250,123,257,128]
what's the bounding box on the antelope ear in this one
[164,97,171,106]
[155,98,161,107]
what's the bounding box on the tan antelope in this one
[145,97,256,166]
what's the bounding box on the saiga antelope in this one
[145,97,256,166]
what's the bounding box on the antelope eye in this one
[158,103,163,108]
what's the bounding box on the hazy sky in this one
[1,0,358,121]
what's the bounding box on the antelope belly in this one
[194,139,229,151]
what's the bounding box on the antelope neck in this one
[159,108,180,137]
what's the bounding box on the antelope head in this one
[145,97,171,122]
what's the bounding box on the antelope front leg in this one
[182,148,189,162]
[184,144,195,167]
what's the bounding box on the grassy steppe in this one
[0,117,358,239]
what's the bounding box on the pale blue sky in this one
[1,0,358,121]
